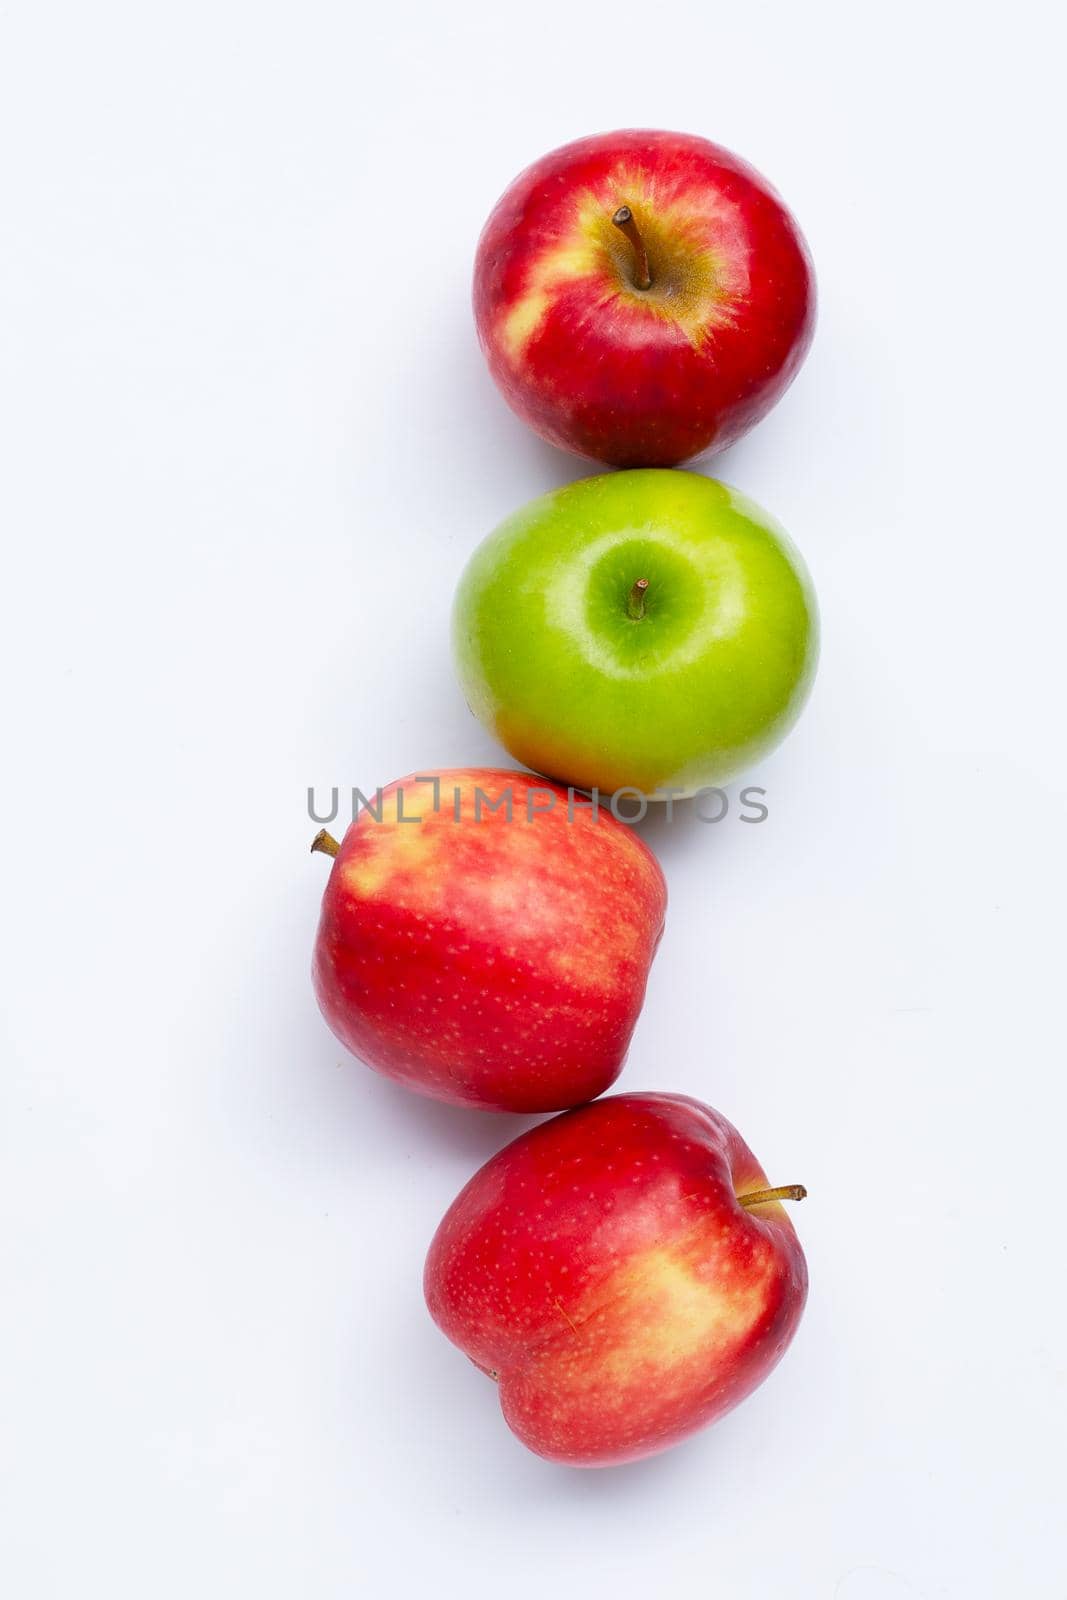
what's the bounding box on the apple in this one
[310,769,666,1112]
[474,129,815,467]
[453,470,818,798]
[425,1092,807,1466]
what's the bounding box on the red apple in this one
[425,1093,807,1465]
[311,770,666,1112]
[474,129,815,468]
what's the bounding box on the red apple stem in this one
[612,206,652,291]
[310,829,340,858]
[737,1183,807,1210]
[627,577,650,620]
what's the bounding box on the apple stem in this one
[737,1183,807,1211]
[627,577,650,620]
[612,206,652,291]
[310,828,340,858]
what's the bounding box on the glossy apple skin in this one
[425,1093,807,1466]
[453,471,818,798]
[312,770,666,1113]
[474,129,815,468]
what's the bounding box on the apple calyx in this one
[627,577,650,620]
[737,1183,807,1211]
[612,205,652,291]
[310,828,340,858]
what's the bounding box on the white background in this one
[2,2,1065,1596]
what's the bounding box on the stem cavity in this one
[612,205,652,291]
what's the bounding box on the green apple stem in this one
[737,1183,807,1210]
[612,206,652,291]
[627,577,650,620]
[310,828,340,858]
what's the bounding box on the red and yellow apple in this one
[474,129,815,468]
[425,1092,807,1465]
[311,770,666,1112]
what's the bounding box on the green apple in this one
[452,470,818,798]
